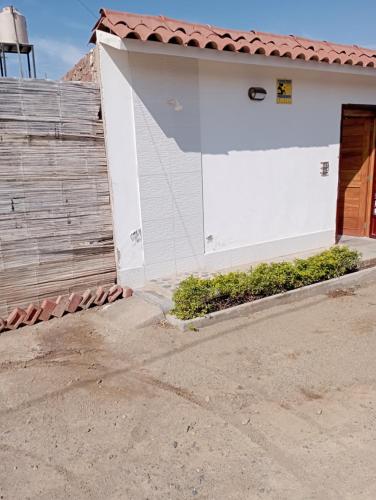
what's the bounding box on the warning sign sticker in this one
[277,79,292,104]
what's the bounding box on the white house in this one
[89,8,376,288]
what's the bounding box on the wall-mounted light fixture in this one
[248,87,267,102]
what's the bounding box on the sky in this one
[3,0,376,79]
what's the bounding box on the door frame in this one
[336,104,376,239]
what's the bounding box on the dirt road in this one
[1,282,376,499]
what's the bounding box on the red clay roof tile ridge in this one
[90,7,376,68]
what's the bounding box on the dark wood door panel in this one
[337,116,373,237]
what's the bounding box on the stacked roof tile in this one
[91,9,376,68]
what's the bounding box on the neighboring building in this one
[83,8,376,287]
[64,48,98,82]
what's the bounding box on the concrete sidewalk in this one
[339,235,376,265]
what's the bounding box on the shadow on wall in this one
[113,49,368,155]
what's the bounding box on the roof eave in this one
[94,30,376,78]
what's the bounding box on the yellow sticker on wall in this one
[277,79,292,104]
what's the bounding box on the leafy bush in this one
[171,245,360,320]
[247,262,299,296]
[294,246,360,286]
[170,276,213,320]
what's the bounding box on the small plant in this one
[171,245,360,320]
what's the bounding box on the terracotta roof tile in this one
[90,8,376,69]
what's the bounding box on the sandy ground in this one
[1,282,376,499]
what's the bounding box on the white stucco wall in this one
[199,63,376,269]
[98,38,376,286]
[129,53,205,280]
[98,45,144,286]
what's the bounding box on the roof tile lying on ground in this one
[1,285,134,332]
[90,9,376,69]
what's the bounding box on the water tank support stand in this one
[31,45,36,78]
[0,43,36,78]
[0,47,6,77]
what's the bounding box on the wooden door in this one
[337,113,375,237]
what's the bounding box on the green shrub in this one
[210,272,252,299]
[294,245,360,286]
[171,276,213,320]
[171,246,361,320]
[248,261,300,296]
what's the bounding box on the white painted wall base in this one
[120,230,335,287]
[117,266,146,289]
[203,230,335,272]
